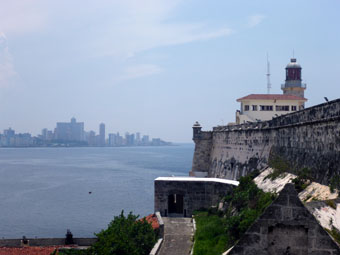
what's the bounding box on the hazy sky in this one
[0,1,339,142]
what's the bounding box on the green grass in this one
[193,176,276,255]
[325,227,340,245]
[193,212,228,255]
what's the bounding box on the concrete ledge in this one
[155,212,164,238]
[190,218,196,255]
[149,238,163,255]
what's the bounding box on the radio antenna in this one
[266,53,271,94]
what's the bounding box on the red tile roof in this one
[237,94,307,102]
[141,214,160,230]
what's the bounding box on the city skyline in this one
[0,1,339,142]
[0,117,170,147]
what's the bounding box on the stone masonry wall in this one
[191,99,340,184]
[190,132,212,177]
[154,180,235,217]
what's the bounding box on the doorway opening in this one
[168,194,184,215]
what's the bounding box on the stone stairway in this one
[158,217,194,255]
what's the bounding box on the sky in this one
[0,0,339,142]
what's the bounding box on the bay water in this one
[0,144,194,238]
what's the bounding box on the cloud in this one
[247,14,265,28]
[0,1,47,35]
[115,64,162,82]
[56,0,233,58]
[0,0,233,82]
[0,33,16,87]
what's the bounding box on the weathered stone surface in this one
[154,179,235,217]
[191,99,340,185]
[226,184,340,255]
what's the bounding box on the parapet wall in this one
[191,99,340,184]
[0,238,97,247]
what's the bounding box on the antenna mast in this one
[266,54,271,94]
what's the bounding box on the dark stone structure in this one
[154,177,238,217]
[191,98,340,184]
[227,184,340,255]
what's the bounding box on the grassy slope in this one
[193,176,275,255]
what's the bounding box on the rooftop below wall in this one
[155,177,239,186]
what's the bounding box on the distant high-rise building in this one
[55,118,84,141]
[99,123,105,146]
[108,133,116,146]
[4,128,15,137]
[142,135,149,145]
[116,132,123,146]
[41,128,48,140]
[136,132,141,145]
[85,130,96,146]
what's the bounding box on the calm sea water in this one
[0,144,194,238]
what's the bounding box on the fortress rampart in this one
[191,98,340,184]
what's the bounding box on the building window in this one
[260,105,273,111]
[244,105,250,111]
[252,105,258,111]
[291,106,297,111]
[276,105,290,111]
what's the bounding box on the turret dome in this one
[286,58,301,69]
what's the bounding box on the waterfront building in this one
[41,128,48,140]
[55,117,85,141]
[85,130,96,146]
[142,135,149,145]
[115,132,123,146]
[4,128,15,137]
[99,123,105,146]
[108,133,116,146]
[236,58,307,124]
[136,132,141,145]
[125,132,135,146]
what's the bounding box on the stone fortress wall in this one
[191,98,340,184]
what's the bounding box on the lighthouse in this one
[281,58,307,98]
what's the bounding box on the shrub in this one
[326,200,337,210]
[89,211,157,255]
[292,167,312,193]
[267,155,290,180]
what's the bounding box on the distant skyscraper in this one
[55,118,84,141]
[99,123,105,146]
[41,128,48,140]
[136,132,141,145]
[4,128,15,137]
[142,135,149,145]
[108,133,116,146]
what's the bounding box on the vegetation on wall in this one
[292,167,312,193]
[266,155,290,180]
[325,227,340,245]
[330,175,340,194]
[193,176,275,255]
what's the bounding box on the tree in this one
[89,211,156,255]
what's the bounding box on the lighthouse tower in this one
[281,58,306,98]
